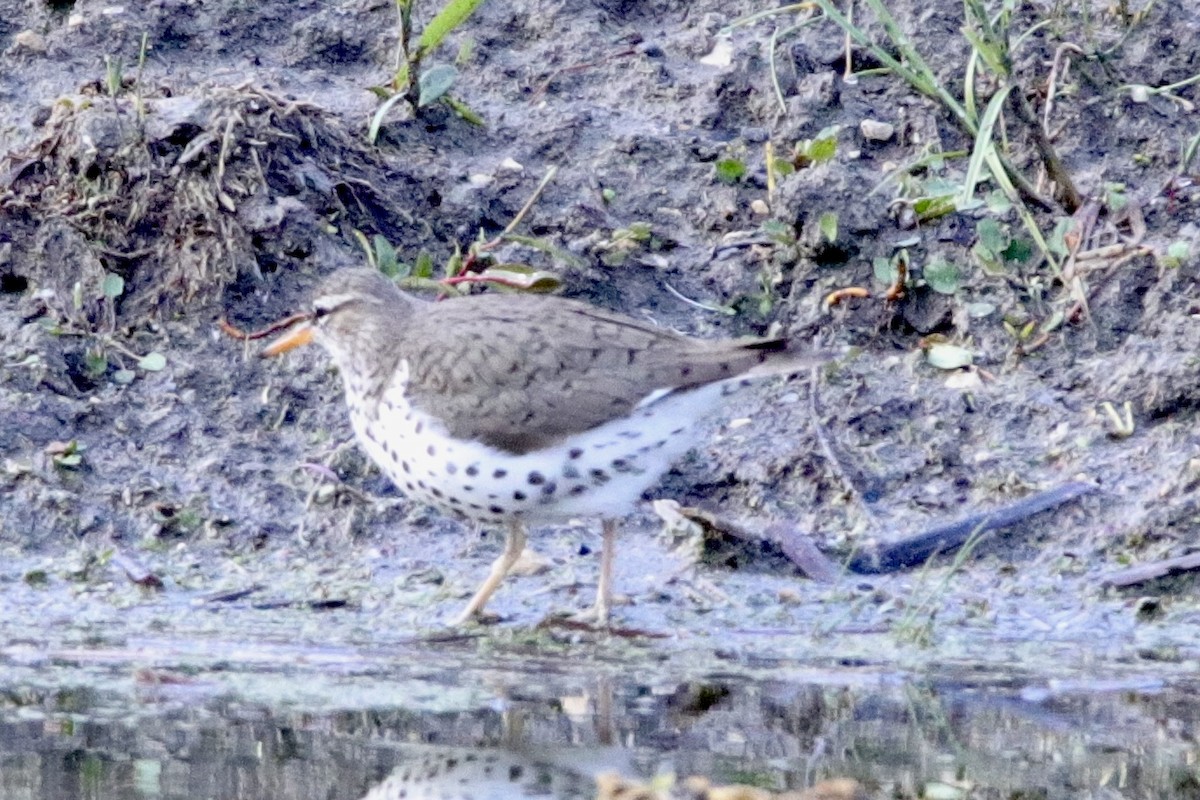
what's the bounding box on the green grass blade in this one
[963,47,979,124]
[418,0,486,56]
[369,92,410,143]
[957,84,1011,209]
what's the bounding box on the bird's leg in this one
[565,518,619,625]
[450,521,527,625]
[593,518,617,624]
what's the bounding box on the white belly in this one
[344,371,733,526]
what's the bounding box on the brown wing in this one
[397,293,793,454]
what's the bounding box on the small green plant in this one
[23,569,49,587]
[714,158,746,184]
[923,257,962,295]
[972,219,1034,273]
[63,272,169,385]
[817,210,838,243]
[759,218,795,246]
[48,440,85,469]
[355,166,574,293]
[770,126,840,183]
[730,0,1083,282]
[369,0,487,142]
[596,222,654,267]
[1159,241,1191,269]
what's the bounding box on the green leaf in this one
[455,37,474,65]
[913,195,957,222]
[1047,217,1072,256]
[1167,240,1191,264]
[983,189,1011,213]
[770,158,795,177]
[417,0,486,55]
[922,177,962,196]
[113,369,136,385]
[958,85,1013,208]
[368,92,410,144]
[104,55,123,97]
[1105,183,1129,212]
[414,251,435,279]
[442,94,485,126]
[714,158,746,184]
[85,350,109,377]
[23,569,48,587]
[474,265,563,293]
[418,64,458,107]
[971,242,1003,273]
[138,352,166,372]
[1002,238,1033,263]
[873,256,899,286]
[975,218,1007,256]
[101,272,125,299]
[798,128,840,165]
[760,219,794,245]
[818,211,838,243]
[924,258,961,295]
[926,343,974,370]
[374,235,400,278]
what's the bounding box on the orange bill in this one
[261,321,315,357]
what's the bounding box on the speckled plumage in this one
[269,267,816,623]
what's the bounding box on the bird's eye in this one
[312,303,331,321]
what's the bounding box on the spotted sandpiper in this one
[263,267,821,624]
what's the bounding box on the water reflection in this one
[0,672,1197,799]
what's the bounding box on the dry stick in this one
[1060,199,1101,323]
[1043,43,1086,135]
[1061,199,1101,282]
[1101,552,1200,589]
[842,0,854,83]
[848,481,1098,574]
[1008,85,1082,212]
[452,165,559,277]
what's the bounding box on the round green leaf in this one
[418,64,458,108]
[714,158,746,184]
[924,258,961,295]
[138,352,167,371]
[102,273,124,299]
[818,211,838,243]
[926,343,974,370]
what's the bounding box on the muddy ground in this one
[1,0,1200,741]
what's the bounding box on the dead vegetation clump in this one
[0,82,406,330]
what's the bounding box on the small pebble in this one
[742,126,768,144]
[13,30,46,53]
[860,119,895,142]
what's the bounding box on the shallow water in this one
[1,647,1196,800]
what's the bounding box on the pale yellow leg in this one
[450,522,527,625]
[593,518,618,624]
